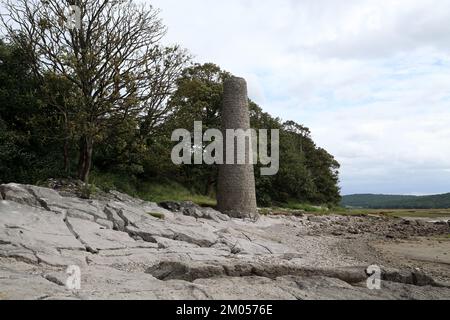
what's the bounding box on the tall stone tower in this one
[217,77,259,219]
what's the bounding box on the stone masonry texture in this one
[217,77,259,219]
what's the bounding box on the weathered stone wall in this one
[217,77,258,219]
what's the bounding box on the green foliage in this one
[0,40,67,184]
[258,208,272,216]
[137,181,217,207]
[342,193,450,209]
[90,171,139,196]
[90,171,216,207]
[163,63,341,206]
[249,97,341,207]
[338,208,450,218]
[80,183,97,200]
[0,36,341,208]
[281,202,326,212]
[162,63,230,195]
[259,205,327,217]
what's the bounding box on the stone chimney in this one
[217,77,259,219]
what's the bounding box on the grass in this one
[340,208,450,218]
[258,202,331,217]
[259,208,272,216]
[90,171,216,207]
[259,205,450,219]
[90,171,139,196]
[279,201,330,213]
[89,171,450,218]
[147,212,165,220]
[137,181,216,207]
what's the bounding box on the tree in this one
[0,39,65,183]
[281,121,341,205]
[164,63,231,195]
[1,0,190,182]
[164,63,341,205]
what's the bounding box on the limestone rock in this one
[0,183,41,208]
[159,201,230,222]
[0,200,85,266]
[0,183,449,300]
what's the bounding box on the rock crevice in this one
[0,183,449,300]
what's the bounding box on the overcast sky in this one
[149,0,450,195]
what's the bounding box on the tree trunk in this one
[205,174,216,197]
[78,136,94,183]
[77,137,86,180]
[63,140,70,173]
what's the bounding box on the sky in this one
[149,0,450,195]
[1,1,449,195]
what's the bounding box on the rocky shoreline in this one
[0,183,449,300]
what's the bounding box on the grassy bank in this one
[259,206,450,219]
[88,172,450,219]
[90,172,216,207]
[341,208,450,218]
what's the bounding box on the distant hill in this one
[341,193,450,209]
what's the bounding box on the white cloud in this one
[150,0,450,194]
[2,0,448,194]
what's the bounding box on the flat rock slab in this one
[0,267,69,300]
[66,217,157,252]
[0,183,449,300]
[1,259,449,300]
[0,200,85,265]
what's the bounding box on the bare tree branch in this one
[0,0,191,181]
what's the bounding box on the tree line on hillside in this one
[341,194,450,209]
[0,0,341,206]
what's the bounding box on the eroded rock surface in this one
[0,183,449,300]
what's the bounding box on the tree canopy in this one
[0,1,341,207]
